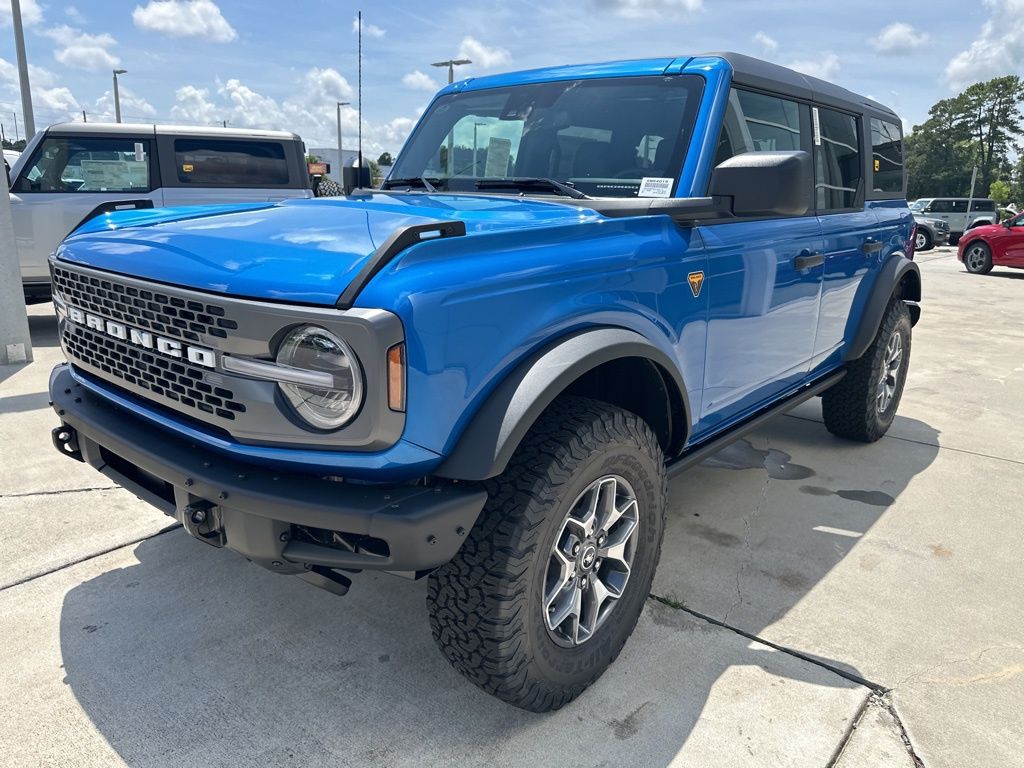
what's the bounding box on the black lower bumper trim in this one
[49,364,487,574]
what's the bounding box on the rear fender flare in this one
[845,254,921,362]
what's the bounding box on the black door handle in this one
[794,251,824,270]
[861,239,883,255]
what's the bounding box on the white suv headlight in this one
[275,325,363,430]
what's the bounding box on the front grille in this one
[63,323,246,421]
[52,266,239,342]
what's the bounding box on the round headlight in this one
[275,325,363,430]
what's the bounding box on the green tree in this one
[376,151,393,166]
[952,76,1024,192]
[989,179,1011,205]
[905,99,974,199]
[905,75,1024,199]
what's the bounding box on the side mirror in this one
[709,150,812,217]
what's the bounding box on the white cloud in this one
[402,70,439,92]
[94,87,156,121]
[42,25,121,71]
[168,69,415,154]
[34,86,79,113]
[352,16,385,37]
[589,0,702,18]
[65,5,86,24]
[0,0,43,26]
[132,0,237,43]
[753,31,778,55]
[458,37,511,69]
[946,0,1024,88]
[871,22,928,53]
[788,52,840,81]
[170,84,221,124]
[1,57,81,122]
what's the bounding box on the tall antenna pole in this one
[357,10,363,169]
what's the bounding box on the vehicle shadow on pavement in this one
[56,410,939,767]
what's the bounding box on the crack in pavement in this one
[0,523,182,593]
[0,486,114,500]
[722,453,772,626]
[648,596,935,766]
[648,593,888,692]
[826,692,926,768]
[891,644,1024,690]
[782,412,1024,468]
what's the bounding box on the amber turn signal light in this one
[387,343,406,412]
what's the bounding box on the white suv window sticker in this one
[638,177,674,198]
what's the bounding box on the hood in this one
[57,193,601,305]
[965,222,1004,238]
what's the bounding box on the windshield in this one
[909,199,930,212]
[387,75,703,198]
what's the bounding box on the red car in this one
[958,214,1024,274]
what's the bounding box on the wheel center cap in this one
[581,544,597,570]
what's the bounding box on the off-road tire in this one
[963,241,993,274]
[427,396,667,712]
[822,300,911,442]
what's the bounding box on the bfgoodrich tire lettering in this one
[427,396,666,712]
[822,300,912,442]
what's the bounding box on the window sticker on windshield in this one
[638,177,674,198]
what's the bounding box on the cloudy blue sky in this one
[1,0,1019,155]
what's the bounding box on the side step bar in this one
[667,370,845,479]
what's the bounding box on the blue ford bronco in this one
[48,53,919,711]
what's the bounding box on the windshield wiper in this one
[383,176,440,192]
[475,177,590,200]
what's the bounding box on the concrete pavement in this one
[1,248,1021,766]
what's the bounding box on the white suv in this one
[8,123,312,302]
[909,197,997,242]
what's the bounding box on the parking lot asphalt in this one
[1,246,1021,767]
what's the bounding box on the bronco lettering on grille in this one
[67,306,216,369]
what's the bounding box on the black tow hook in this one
[181,499,225,546]
[52,426,84,462]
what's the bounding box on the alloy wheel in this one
[966,245,988,272]
[876,330,903,414]
[543,475,640,647]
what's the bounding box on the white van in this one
[8,123,312,301]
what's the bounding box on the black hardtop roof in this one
[702,51,898,120]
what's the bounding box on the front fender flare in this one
[434,328,690,482]
[845,254,921,362]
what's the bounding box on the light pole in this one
[431,58,471,85]
[112,69,127,123]
[432,58,471,176]
[336,101,350,182]
[0,141,33,365]
[11,0,35,138]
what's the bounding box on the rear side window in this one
[173,139,289,186]
[15,136,151,194]
[970,200,995,212]
[716,89,803,163]
[814,107,861,210]
[870,118,903,194]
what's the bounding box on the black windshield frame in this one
[387,75,704,199]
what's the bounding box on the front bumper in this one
[50,364,487,580]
